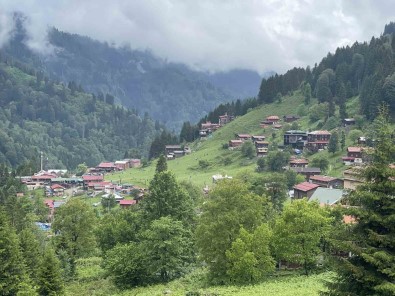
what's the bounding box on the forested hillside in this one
[257,23,395,121]
[2,14,262,130]
[0,52,163,169]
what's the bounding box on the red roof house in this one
[293,182,319,199]
[119,199,137,207]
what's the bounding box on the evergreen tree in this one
[38,247,64,296]
[328,131,339,154]
[156,154,168,173]
[140,171,194,227]
[304,82,312,105]
[0,208,32,296]
[19,227,43,287]
[340,131,346,151]
[325,106,395,295]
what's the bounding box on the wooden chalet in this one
[256,147,268,157]
[283,115,300,123]
[283,130,308,148]
[306,130,331,151]
[255,141,269,148]
[251,135,266,142]
[219,113,234,126]
[347,147,362,158]
[119,199,137,208]
[343,168,364,190]
[342,118,355,126]
[236,133,252,141]
[293,182,319,199]
[229,139,243,148]
[289,158,309,168]
[309,175,343,188]
[96,162,117,173]
[290,167,321,180]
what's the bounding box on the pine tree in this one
[325,106,395,295]
[156,154,168,173]
[0,208,32,296]
[38,247,65,296]
[340,131,346,151]
[140,171,194,227]
[328,131,339,154]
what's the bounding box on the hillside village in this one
[11,93,374,228]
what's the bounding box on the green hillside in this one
[107,92,355,188]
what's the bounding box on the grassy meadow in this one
[66,257,331,296]
[107,92,354,188]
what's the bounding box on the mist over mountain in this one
[2,15,262,130]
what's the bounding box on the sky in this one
[0,0,394,74]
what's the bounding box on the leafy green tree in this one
[96,208,141,253]
[311,155,330,172]
[273,200,332,275]
[309,103,329,122]
[348,129,363,144]
[37,247,64,296]
[101,194,117,212]
[140,171,194,227]
[256,157,265,172]
[266,151,290,172]
[196,180,270,283]
[284,170,304,189]
[75,163,88,176]
[226,224,275,284]
[241,140,255,159]
[141,217,193,282]
[103,242,150,288]
[52,199,96,276]
[155,154,167,173]
[325,107,395,295]
[328,131,339,154]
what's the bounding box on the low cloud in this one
[0,0,394,73]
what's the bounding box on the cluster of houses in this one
[229,134,269,157]
[283,129,332,152]
[199,113,234,138]
[165,145,191,160]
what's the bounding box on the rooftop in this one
[285,130,307,134]
[119,200,137,206]
[347,147,362,153]
[309,175,338,183]
[294,182,320,192]
[266,115,280,120]
[97,162,115,168]
[290,158,309,164]
[291,167,321,173]
[308,130,331,135]
[309,187,344,205]
[82,175,104,181]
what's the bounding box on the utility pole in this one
[40,151,43,171]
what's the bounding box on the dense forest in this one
[0,52,164,170]
[193,23,395,132]
[258,23,395,120]
[2,14,262,130]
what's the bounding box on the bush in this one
[198,160,210,169]
[241,141,255,159]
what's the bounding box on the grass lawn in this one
[66,257,331,296]
[107,93,306,187]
